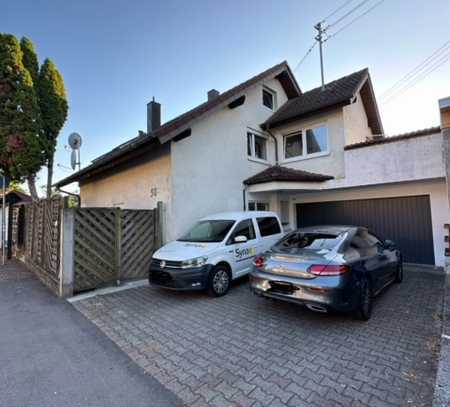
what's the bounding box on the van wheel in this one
[207,266,231,297]
[355,278,372,321]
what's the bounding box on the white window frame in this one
[247,130,269,164]
[248,201,270,211]
[262,86,277,111]
[282,123,329,163]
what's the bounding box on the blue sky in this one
[2,0,450,192]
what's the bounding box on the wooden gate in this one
[24,198,63,294]
[120,210,156,280]
[73,207,160,292]
[73,208,120,292]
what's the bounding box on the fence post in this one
[115,208,122,286]
[155,201,164,249]
[60,208,75,297]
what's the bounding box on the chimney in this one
[147,97,161,134]
[207,89,220,101]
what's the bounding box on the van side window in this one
[257,217,281,237]
[228,219,256,244]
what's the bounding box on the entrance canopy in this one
[243,165,333,193]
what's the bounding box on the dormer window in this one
[262,87,276,110]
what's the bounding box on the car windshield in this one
[273,232,343,254]
[178,220,235,243]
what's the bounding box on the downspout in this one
[266,126,278,165]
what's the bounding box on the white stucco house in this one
[55,61,450,268]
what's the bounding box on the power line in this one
[383,51,450,103]
[293,41,317,71]
[321,0,355,23]
[325,0,385,41]
[324,0,371,30]
[381,40,450,99]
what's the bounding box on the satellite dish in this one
[70,150,77,170]
[68,132,82,150]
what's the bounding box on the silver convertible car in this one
[249,225,403,320]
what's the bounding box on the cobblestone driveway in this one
[74,270,444,407]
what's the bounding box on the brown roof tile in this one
[243,165,333,185]
[264,68,369,128]
[55,61,300,188]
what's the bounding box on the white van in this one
[149,211,284,296]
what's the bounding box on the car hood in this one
[153,240,221,261]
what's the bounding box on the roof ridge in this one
[302,67,369,95]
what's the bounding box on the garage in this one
[296,195,435,265]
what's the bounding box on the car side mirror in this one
[234,235,248,243]
[384,240,395,250]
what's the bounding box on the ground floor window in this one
[248,201,269,211]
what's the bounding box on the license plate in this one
[270,281,297,294]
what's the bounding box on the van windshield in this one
[178,220,235,243]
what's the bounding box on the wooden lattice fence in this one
[20,200,162,296]
[120,209,157,280]
[24,198,64,294]
[71,205,161,293]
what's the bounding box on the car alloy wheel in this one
[208,267,231,297]
[213,270,229,294]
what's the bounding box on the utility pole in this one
[314,22,325,90]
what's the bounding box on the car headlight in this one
[181,256,208,269]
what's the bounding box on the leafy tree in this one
[0,33,44,200]
[8,180,25,193]
[38,58,68,198]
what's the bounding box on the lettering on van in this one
[235,247,256,261]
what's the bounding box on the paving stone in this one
[74,270,444,407]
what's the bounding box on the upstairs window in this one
[283,125,328,160]
[247,132,267,161]
[306,126,328,154]
[284,132,303,159]
[262,87,276,110]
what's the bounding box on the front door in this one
[227,219,258,277]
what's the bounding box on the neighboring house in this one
[0,190,31,259]
[55,61,450,268]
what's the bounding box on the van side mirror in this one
[234,235,248,243]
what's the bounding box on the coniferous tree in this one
[0,33,44,200]
[20,37,39,84]
[38,58,68,198]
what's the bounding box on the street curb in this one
[433,267,450,407]
[67,279,148,303]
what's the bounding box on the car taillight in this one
[253,256,265,268]
[308,264,350,276]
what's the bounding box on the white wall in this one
[271,109,346,179]
[169,77,288,240]
[80,152,172,238]
[343,91,373,145]
[281,179,449,267]
[330,132,445,189]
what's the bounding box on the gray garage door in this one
[296,195,435,265]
